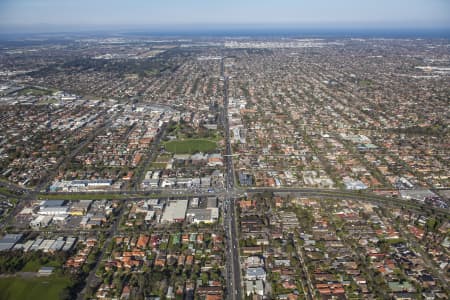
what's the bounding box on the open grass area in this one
[0,276,72,300]
[150,162,167,169]
[17,87,54,97]
[155,154,173,162]
[20,260,41,272]
[164,139,216,154]
[21,259,61,272]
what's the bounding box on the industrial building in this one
[0,234,23,251]
[160,199,188,223]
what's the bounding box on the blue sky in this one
[0,0,449,32]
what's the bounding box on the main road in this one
[220,58,243,300]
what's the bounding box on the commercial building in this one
[160,200,188,223]
[245,280,264,296]
[186,208,219,224]
[245,267,266,281]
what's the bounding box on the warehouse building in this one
[160,200,188,223]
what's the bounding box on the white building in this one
[245,267,266,281]
[245,280,264,296]
[30,215,53,228]
[38,206,69,216]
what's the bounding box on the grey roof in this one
[190,152,207,160]
[207,197,218,208]
[0,234,23,244]
[0,234,23,251]
[161,200,188,222]
[41,200,65,207]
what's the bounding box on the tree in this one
[200,272,209,285]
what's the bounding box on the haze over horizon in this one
[1,0,450,34]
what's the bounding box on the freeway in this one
[245,187,450,217]
[39,187,449,219]
[5,186,448,220]
[35,186,449,218]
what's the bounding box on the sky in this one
[0,0,449,33]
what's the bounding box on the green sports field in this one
[164,139,216,154]
[0,276,72,300]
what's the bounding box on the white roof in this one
[161,200,188,222]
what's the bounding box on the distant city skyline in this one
[0,0,450,33]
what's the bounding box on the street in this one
[221,57,243,300]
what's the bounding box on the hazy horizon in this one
[1,0,449,35]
